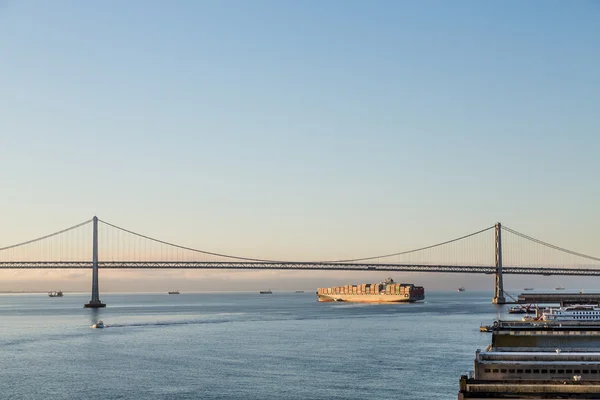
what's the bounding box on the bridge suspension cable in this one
[327,225,495,263]
[98,219,285,263]
[99,219,497,265]
[8,217,595,268]
[503,225,600,262]
[0,219,93,252]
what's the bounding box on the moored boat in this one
[542,304,600,322]
[508,304,537,314]
[316,278,424,303]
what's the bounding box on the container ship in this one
[316,278,424,303]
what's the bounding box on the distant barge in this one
[317,278,424,303]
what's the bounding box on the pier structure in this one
[517,292,600,306]
[459,320,600,398]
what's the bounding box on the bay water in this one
[0,291,509,399]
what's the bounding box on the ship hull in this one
[317,294,424,303]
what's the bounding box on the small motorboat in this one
[508,304,537,314]
[91,320,105,329]
[168,291,180,294]
[508,306,526,314]
[259,290,272,294]
[457,287,465,292]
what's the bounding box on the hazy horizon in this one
[1,269,597,294]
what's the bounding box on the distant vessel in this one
[457,287,465,292]
[508,305,527,314]
[168,291,180,294]
[524,288,534,290]
[48,291,63,297]
[260,290,272,294]
[317,278,424,303]
[508,305,537,314]
[554,286,566,290]
[91,320,105,329]
[294,290,304,293]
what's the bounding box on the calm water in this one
[0,291,514,399]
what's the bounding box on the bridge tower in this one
[84,216,106,308]
[492,222,506,304]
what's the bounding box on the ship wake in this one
[105,318,235,328]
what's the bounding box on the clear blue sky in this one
[0,1,598,291]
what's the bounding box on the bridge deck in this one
[0,261,600,276]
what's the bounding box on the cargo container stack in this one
[315,278,425,303]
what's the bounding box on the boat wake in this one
[331,303,374,308]
[105,318,235,328]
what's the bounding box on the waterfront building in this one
[458,320,600,398]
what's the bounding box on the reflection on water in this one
[89,307,102,325]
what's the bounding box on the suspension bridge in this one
[1,217,599,307]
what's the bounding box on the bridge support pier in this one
[85,216,105,308]
[492,222,506,304]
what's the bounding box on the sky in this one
[0,1,599,293]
